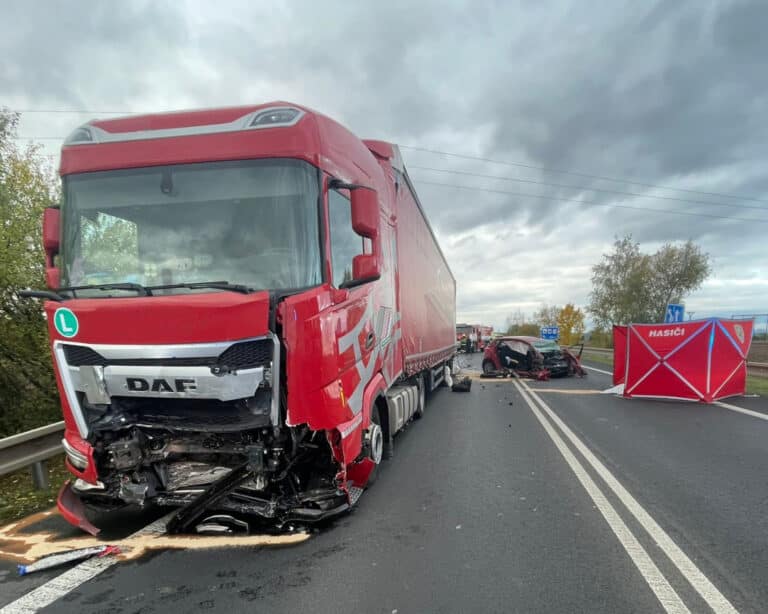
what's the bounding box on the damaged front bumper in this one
[57,481,102,536]
[61,452,358,535]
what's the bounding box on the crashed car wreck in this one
[481,336,586,380]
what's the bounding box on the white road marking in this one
[582,365,766,423]
[518,379,739,614]
[583,364,614,376]
[715,400,768,422]
[0,514,172,614]
[512,379,690,614]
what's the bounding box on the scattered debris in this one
[451,376,472,392]
[0,508,310,566]
[17,544,120,576]
[195,514,250,535]
[601,384,625,395]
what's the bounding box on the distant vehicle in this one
[456,323,493,353]
[482,336,585,379]
[476,325,494,351]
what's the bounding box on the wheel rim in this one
[368,423,383,464]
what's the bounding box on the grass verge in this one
[581,350,613,366]
[0,454,70,525]
[746,376,768,396]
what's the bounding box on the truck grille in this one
[63,345,106,366]
[217,340,272,369]
[62,339,273,370]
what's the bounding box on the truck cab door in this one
[327,188,379,416]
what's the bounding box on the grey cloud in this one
[2,0,765,329]
[2,1,190,108]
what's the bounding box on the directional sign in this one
[664,304,685,323]
[540,326,559,340]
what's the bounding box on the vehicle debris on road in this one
[451,376,472,392]
[17,544,120,575]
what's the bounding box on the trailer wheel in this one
[482,360,496,375]
[414,374,426,419]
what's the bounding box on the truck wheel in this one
[365,405,384,487]
[414,374,426,419]
[482,360,496,375]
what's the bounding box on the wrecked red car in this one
[482,336,586,379]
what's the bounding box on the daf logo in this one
[125,377,197,393]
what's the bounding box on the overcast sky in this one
[3,0,767,331]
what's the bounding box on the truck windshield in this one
[61,159,322,293]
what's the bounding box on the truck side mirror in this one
[350,188,379,238]
[352,254,379,281]
[43,207,60,289]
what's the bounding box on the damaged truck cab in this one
[37,103,456,534]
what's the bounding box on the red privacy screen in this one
[613,319,753,402]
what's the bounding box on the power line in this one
[413,179,768,225]
[409,165,768,213]
[9,122,768,210]
[8,110,768,204]
[401,145,768,204]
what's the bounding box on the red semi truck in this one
[26,102,456,534]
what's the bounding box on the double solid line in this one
[512,376,739,614]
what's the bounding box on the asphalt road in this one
[1,355,766,613]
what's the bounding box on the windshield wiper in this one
[146,281,253,294]
[18,289,67,302]
[58,282,150,298]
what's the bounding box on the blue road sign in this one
[664,304,685,323]
[540,326,559,340]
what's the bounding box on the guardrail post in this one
[30,461,49,490]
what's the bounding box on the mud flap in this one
[57,481,101,536]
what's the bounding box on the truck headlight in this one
[62,438,89,471]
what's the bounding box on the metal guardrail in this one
[0,421,64,489]
[578,346,612,354]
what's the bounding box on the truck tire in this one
[365,405,384,487]
[482,360,496,375]
[414,374,426,419]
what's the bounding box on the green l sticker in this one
[54,307,79,338]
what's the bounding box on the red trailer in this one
[25,102,456,534]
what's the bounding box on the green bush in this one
[0,109,62,437]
